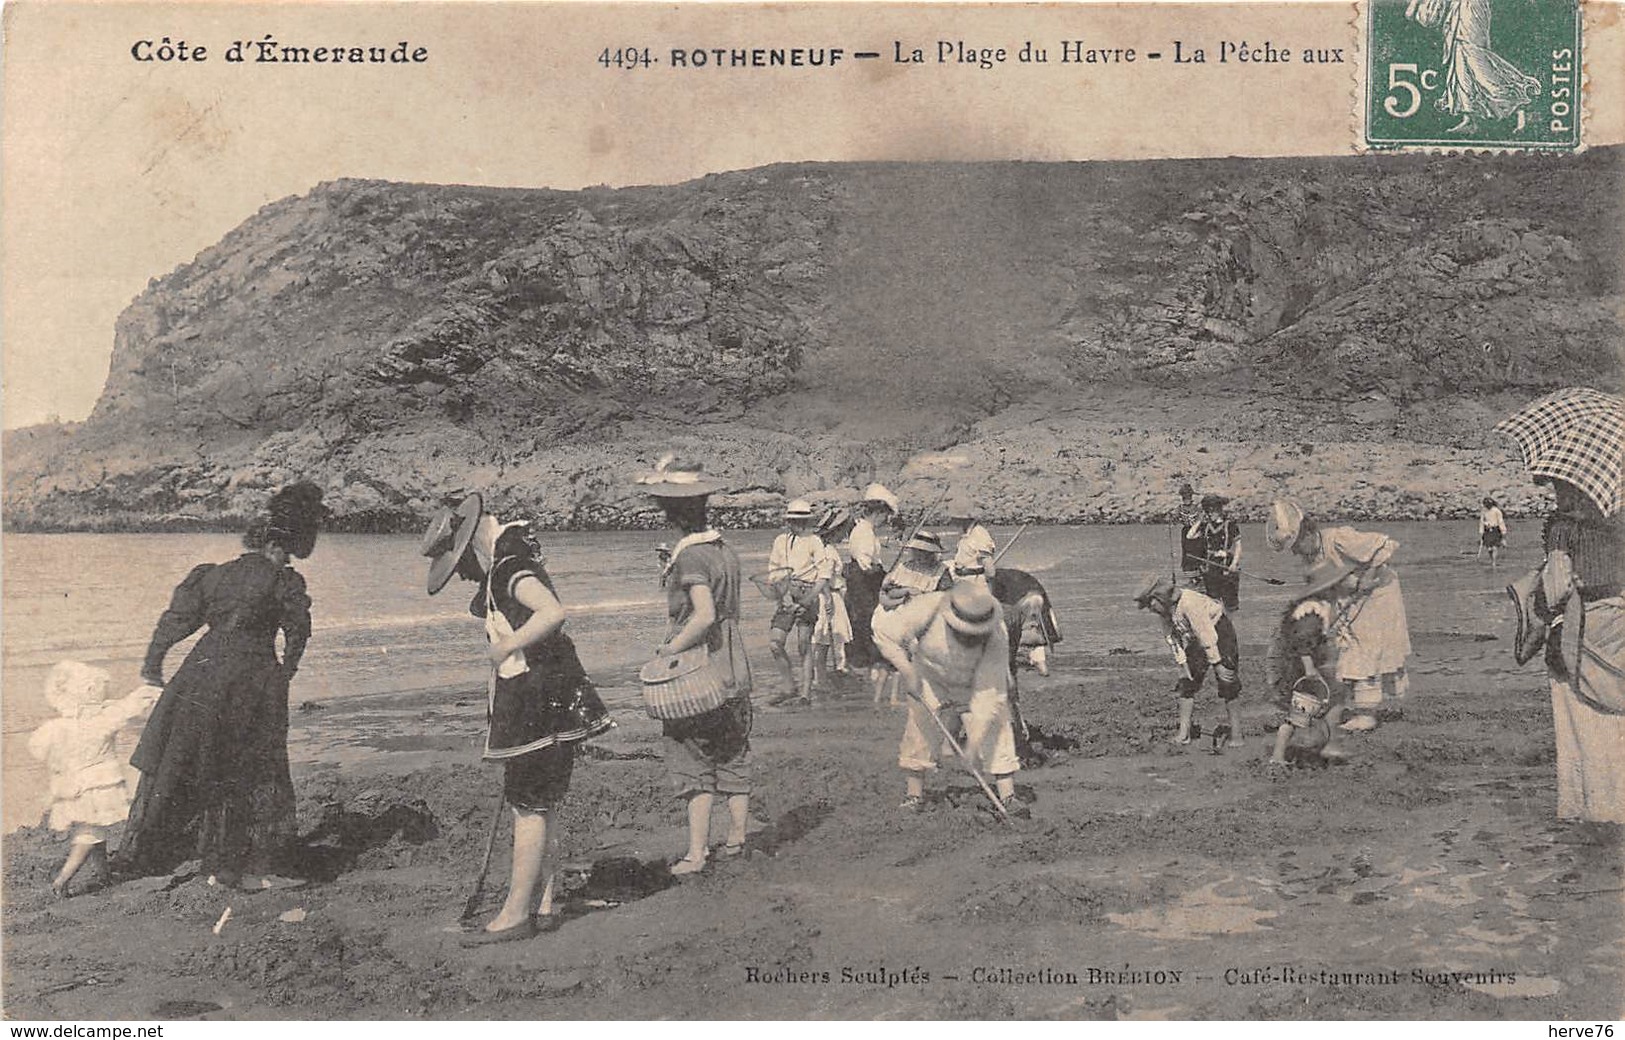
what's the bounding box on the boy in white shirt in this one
[1133,574,1243,747]
[767,499,827,705]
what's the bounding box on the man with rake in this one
[873,582,1025,816]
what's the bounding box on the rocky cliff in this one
[5,151,1622,531]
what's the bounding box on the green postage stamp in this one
[1366,0,1581,149]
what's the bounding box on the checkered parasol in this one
[1494,387,1625,516]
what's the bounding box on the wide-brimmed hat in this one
[905,530,944,554]
[1294,561,1358,602]
[1266,499,1306,551]
[421,493,483,595]
[1133,572,1176,610]
[862,483,900,513]
[943,583,1001,638]
[785,498,815,520]
[1201,494,1229,511]
[636,455,721,499]
[816,507,850,536]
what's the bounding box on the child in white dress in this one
[27,662,161,896]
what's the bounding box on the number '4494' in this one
[599,47,654,69]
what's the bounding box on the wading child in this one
[1133,574,1243,747]
[28,662,161,896]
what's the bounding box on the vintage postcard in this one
[4,0,1624,1024]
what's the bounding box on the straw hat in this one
[1133,572,1176,610]
[636,455,721,498]
[1266,499,1306,551]
[904,530,945,554]
[862,483,900,513]
[785,498,815,520]
[1293,561,1358,602]
[421,493,483,595]
[943,583,1001,638]
[816,507,850,537]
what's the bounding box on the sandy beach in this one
[5,601,1621,1019]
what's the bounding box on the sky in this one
[4,0,1620,430]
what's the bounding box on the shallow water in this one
[1,520,1521,829]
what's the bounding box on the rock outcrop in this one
[5,152,1621,530]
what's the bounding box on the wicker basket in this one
[639,646,730,720]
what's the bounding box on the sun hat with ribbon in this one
[421,493,483,595]
[636,455,721,499]
[862,483,900,513]
[1293,560,1359,603]
[904,530,945,554]
[816,507,850,537]
[1132,573,1176,610]
[943,583,1001,638]
[1266,499,1307,551]
[785,498,815,520]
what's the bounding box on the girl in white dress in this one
[28,662,160,895]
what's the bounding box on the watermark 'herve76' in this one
[1366,0,1580,149]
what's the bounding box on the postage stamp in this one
[1366,0,1581,149]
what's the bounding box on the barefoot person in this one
[1133,574,1243,748]
[423,495,611,944]
[873,582,1023,815]
[638,457,754,874]
[1479,497,1508,568]
[1267,500,1413,732]
[28,663,160,896]
[117,483,326,890]
[766,499,827,705]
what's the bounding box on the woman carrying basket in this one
[422,495,611,944]
[638,457,753,876]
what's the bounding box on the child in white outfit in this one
[27,662,161,896]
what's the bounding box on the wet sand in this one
[4,616,1621,1020]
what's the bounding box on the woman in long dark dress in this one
[422,494,612,943]
[117,483,326,889]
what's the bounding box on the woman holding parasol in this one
[1498,387,1625,824]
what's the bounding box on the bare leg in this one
[1270,723,1293,764]
[1176,697,1195,743]
[796,624,815,700]
[725,794,749,847]
[675,791,714,871]
[769,628,794,696]
[1225,701,1244,748]
[485,808,548,932]
[52,839,100,896]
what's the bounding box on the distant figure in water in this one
[1479,497,1507,568]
